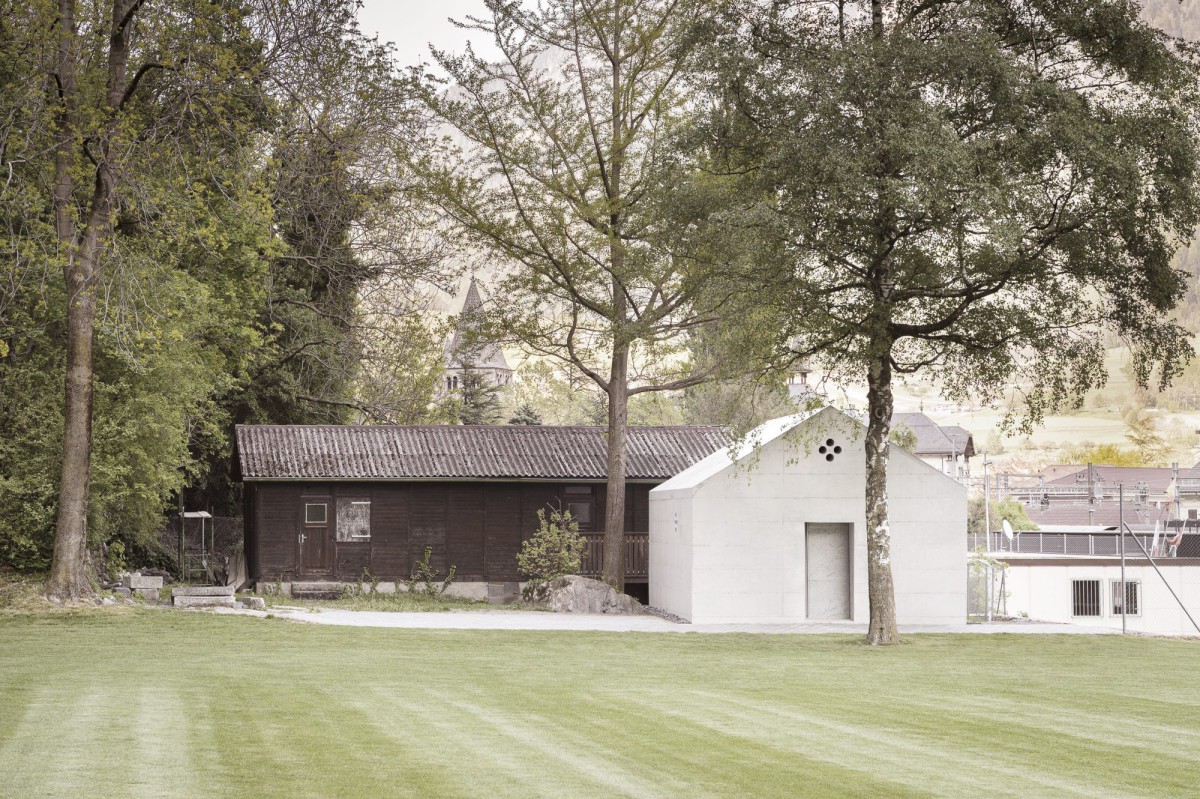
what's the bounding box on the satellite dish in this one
[1002,519,1015,541]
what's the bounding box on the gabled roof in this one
[1044,465,1200,494]
[652,406,964,495]
[445,279,511,372]
[652,411,819,492]
[237,424,729,481]
[891,412,973,458]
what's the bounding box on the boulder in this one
[537,575,643,615]
[240,597,267,611]
[111,586,133,599]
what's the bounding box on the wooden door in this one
[299,498,333,576]
[806,523,851,620]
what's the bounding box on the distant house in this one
[1007,464,1200,530]
[236,424,726,600]
[649,408,967,625]
[442,278,513,393]
[891,412,974,481]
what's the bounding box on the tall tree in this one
[699,0,1200,642]
[413,0,750,589]
[41,0,266,599]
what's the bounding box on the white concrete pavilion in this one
[649,407,967,625]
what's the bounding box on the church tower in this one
[442,278,513,393]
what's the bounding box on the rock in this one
[112,586,132,599]
[536,575,644,615]
[240,597,267,611]
[134,588,160,602]
[102,597,116,606]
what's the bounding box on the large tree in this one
[38,0,270,599]
[699,0,1200,642]
[413,0,752,588]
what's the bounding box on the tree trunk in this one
[601,339,629,590]
[46,244,99,601]
[46,0,137,601]
[864,348,899,644]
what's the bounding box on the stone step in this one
[291,582,343,600]
[173,594,236,609]
[173,585,234,598]
[124,574,164,590]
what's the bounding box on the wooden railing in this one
[580,533,649,580]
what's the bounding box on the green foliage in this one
[696,0,1200,432]
[405,546,457,598]
[458,370,503,425]
[508,403,543,425]
[517,507,586,600]
[1060,443,1147,468]
[889,425,918,454]
[968,497,1039,536]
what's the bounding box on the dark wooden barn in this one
[236,424,727,596]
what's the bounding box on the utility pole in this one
[1119,484,1127,635]
[983,452,993,622]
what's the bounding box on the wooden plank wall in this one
[249,481,658,582]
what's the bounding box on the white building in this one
[999,553,1200,636]
[649,407,967,625]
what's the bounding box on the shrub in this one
[406,546,456,597]
[517,506,585,600]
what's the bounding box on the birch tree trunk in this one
[864,348,899,644]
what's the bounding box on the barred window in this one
[1111,580,1141,617]
[1071,579,1101,617]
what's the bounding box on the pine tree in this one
[458,370,503,426]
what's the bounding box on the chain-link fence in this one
[157,515,243,584]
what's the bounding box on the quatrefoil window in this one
[818,439,842,462]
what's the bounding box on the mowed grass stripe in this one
[1,612,1198,797]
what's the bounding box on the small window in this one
[336,498,371,541]
[563,485,593,495]
[1072,579,1101,617]
[1189,509,1197,521]
[305,503,327,525]
[1111,580,1141,616]
[567,501,593,530]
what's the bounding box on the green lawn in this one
[1,611,1197,798]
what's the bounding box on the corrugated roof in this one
[237,424,730,481]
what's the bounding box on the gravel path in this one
[214,606,1118,635]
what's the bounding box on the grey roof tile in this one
[237,424,730,481]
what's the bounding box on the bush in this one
[517,506,585,600]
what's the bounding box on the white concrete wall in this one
[648,484,695,621]
[650,409,967,625]
[1004,562,1200,635]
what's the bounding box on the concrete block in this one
[172,585,234,598]
[173,594,236,608]
[124,573,163,590]
[134,588,160,602]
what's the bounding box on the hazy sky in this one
[357,0,499,69]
